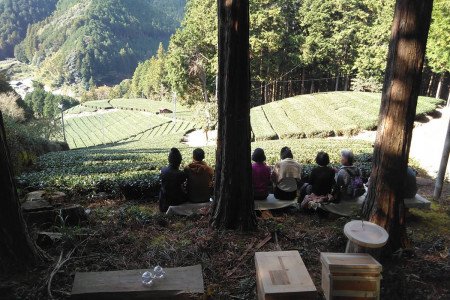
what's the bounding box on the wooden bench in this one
[71,264,204,299]
[404,194,431,209]
[255,251,317,300]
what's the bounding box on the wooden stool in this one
[344,220,389,260]
[255,251,316,300]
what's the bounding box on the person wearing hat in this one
[252,148,271,200]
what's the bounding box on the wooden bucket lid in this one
[344,220,389,248]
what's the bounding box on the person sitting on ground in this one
[301,152,336,208]
[184,148,214,203]
[271,146,302,200]
[335,149,365,200]
[402,166,418,199]
[159,148,187,212]
[252,148,271,200]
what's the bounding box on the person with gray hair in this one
[335,149,365,199]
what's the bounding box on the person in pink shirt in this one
[252,148,271,200]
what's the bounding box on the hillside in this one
[0,0,58,59]
[11,0,186,87]
[250,92,443,140]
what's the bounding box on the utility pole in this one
[172,90,177,126]
[58,103,66,143]
[433,117,450,204]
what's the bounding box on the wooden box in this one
[320,253,382,300]
[255,251,317,300]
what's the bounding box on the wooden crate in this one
[255,251,317,300]
[71,264,204,299]
[320,253,382,300]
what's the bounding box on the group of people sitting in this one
[159,147,213,212]
[159,146,417,214]
[252,147,364,205]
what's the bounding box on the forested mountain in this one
[127,0,448,106]
[7,0,186,87]
[0,0,58,59]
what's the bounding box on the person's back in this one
[402,166,418,198]
[159,148,187,212]
[272,147,302,200]
[251,148,271,200]
[309,152,335,196]
[184,148,214,203]
[336,150,364,199]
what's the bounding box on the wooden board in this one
[71,265,204,299]
[255,251,316,300]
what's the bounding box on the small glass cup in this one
[153,265,166,279]
[142,271,154,286]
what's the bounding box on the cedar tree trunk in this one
[0,111,46,275]
[361,0,433,252]
[211,0,256,230]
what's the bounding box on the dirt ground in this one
[0,175,448,300]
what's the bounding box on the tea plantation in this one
[18,92,439,198]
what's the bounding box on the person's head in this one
[252,148,266,163]
[168,147,182,168]
[315,151,330,166]
[193,148,205,162]
[340,149,354,166]
[280,146,293,160]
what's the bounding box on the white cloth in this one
[254,194,298,210]
[166,202,211,216]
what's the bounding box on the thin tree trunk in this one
[301,68,306,94]
[433,117,450,204]
[436,72,444,100]
[335,71,339,91]
[0,112,47,275]
[344,75,349,91]
[426,73,434,96]
[310,80,314,94]
[211,0,256,231]
[361,0,433,252]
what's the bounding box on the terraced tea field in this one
[250,92,443,140]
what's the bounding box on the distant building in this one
[159,108,173,114]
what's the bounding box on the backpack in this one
[343,168,366,197]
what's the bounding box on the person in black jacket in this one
[159,148,187,212]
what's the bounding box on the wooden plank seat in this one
[255,251,317,300]
[71,264,204,299]
[166,201,211,216]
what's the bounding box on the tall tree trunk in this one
[310,80,314,94]
[0,112,46,275]
[436,72,444,100]
[335,71,339,91]
[361,0,433,252]
[426,73,434,96]
[301,68,306,94]
[211,0,256,231]
[344,75,349,91]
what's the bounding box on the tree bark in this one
[0,111,46,275]
[344,75,349,91]
[436,72,444,100]
[361,0,433,252]
[301,68,306,94]
[426,73,434,96]
[211,0,256,231]
[335,71,339,91]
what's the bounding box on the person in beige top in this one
[184,148,214,203]
[271,146,302,200]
